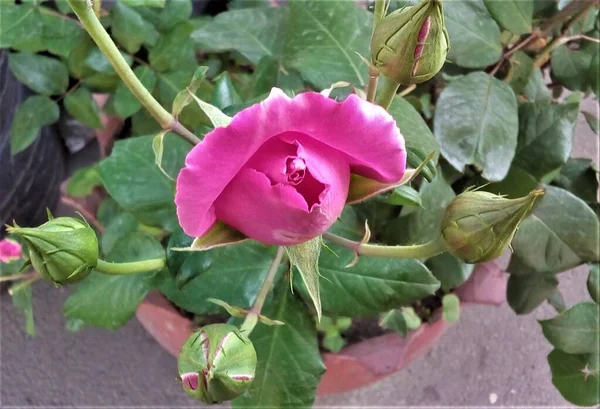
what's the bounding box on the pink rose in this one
[175,89,406,246]
[0,238,22,263]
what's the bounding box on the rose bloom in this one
[0,238,22,263]
[176,89,406,246]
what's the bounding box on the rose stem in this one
[240,246,286,335]
[96,258,166,276]
[375,75,401,111]
[66,0,201,146]
[322,232,447,259]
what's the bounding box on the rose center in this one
[285,157,306,185]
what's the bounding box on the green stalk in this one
[323,232,447,259]
[375,75,401,111]
[96,258,165,276]
[66,0,200,146]
[240,247,285,335]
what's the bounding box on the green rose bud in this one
[440,189,545,264]
[7,216,99,285]
[371,0,449,85]
[178,324,257,404]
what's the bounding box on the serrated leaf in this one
[242,56,280,99]
[551,44,594,92]
[9,96,60,156]
[507,269,558,315]
[121,0,166,8]
[11,283,35,336]
[232,282,325,409]
[588,264,599,304]
[511,186,600,273]
[540,302,599,354]
[100,213,139,255]
[434,72,518,181]
[523,68,552,103]
[286,236,322,321]
[8,52,68,96]
[41,12,84,58]
[192,6,286,65]
[548,349,599,407]
[553,158,598,204]
[283,0,371,89]
[111,2,159,54]
[484,0,533,35]
[64,87,103,129]
[508,51,534,95]
[444,0,502,68]
[442,293,460,323]
[84,47,134,75]
[137,0,191,32]
[149,23,197,72]
[66,165,102,198]
[63,233,163,330]
[98,133,190,231]
[0,3,43,49]
[106,66,157,119]
[172,66,208,117]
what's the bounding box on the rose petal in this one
[0,239,22,263]
[181,372,199,391]
[176,88,405,238]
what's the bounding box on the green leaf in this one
[151,130,172,180]
[426,252,474,292]
[172,66,208,117]
[380,309,407,336]
[97,198,123,227]
[507,270,559,315]
[242,56,280,99]
[286,237,322,321]
[41,12,84,58]
[553,158,598,204]
[588,264,599,304]
[513,99,580,181]
[483,166,539,199]
[312,244,440,317]
[100,213,139,255]
[159,231,276,313]
[84,47,134,75]
[547,349,599,407]
[0,3,43,49]
[551,44,593,92]
[121,0,166,7]
[11,284,35,336]
[508,52,534,95]
[66,165,102,197]
[583,111,599,135]
[511,186,600,273]
[442,293,460,323]
[192,7,286,65]
[388,96,439,180]
[8,52,69,96]
[386,185,422,207]
[484,0,533,35]
[523,68,552,103]
[444,0,502,68]
[148,23,196,72]
[64,87,103,129]
[211,72,243,110]
[387,173,455,245]
[111,2,159,54]
[137,0,191,32]
[540,302,599,355]
[402,307,422,329]
[98,133,190,231]
[434,72,518,181]
[63,232,163,330]
[283,0,371,89]
[232,282,325,409]
[9,96,60,156]
[106,66,157,119]
[190,93,232,128]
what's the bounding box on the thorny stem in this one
[240,247,285,335]
[322,232,448,260]
[66,0,201,146]
[533,34,600,68]
[375,75,401,110]
[96,258,166,276]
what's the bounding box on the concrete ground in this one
[1,100,597,408]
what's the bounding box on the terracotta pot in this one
[136,261,507,396]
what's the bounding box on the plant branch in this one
[66,0,201,146]
[0,271,38,283]
[96,258,166,276]
[323,232,447,259]
[375,75,400,110]
[533,34,600,68]
[240,246,285,334]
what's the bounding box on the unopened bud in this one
[441,189,544,264]
[178,324,257,404]
[371,0,449,85]
[7,216,98,285]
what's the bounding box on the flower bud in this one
[371,0,449,85]
[0,239,22,263]
[178,324,257,404]
[440,189,544,264]
[7,217,99,285]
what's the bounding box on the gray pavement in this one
[1,99,597,408]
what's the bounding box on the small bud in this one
[371,0,449,85]
[7,217,99,285]
[178,324,257,404]
[441,189,545,264]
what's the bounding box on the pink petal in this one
[0,239,22,263]
[181,372,199,390]
[175,88,405,239]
